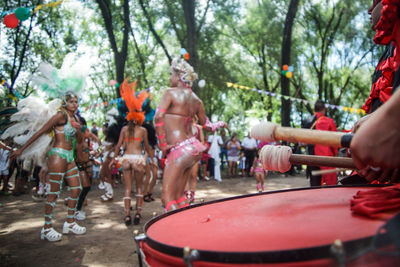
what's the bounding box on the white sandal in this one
[62,221,86,235]
[40,227,62,242]
[100,193,113,202]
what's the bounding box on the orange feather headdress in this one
[119,77,148,124]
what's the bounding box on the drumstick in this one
[260,145,356,173]
[251,121,353,148]
[311,168,351,176]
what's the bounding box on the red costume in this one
[363,0,400,114]
[314,112,338,185]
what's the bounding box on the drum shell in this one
[140,186,400,266]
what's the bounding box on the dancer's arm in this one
[196,100,229,132]
[89,132,101,144]
[11,112,65,159]
[155,91,173,154]
[199,126,205,144]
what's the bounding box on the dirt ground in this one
[0,171,309,267]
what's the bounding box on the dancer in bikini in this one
[155,56,228,211]
[184,116,204,204]
[143,123,158,203]
[109,78,153,225]
[5,59,90,242]
[74,115,101,220]
[11,92,86,241]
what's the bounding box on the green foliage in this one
[1,0,380,134]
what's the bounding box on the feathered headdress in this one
[1,96,62,168]
[119,77,147,124]
[31,54,88,100]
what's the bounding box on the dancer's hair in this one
[127,120,136,141]
[170,57,198,87]
[105,116,125,144]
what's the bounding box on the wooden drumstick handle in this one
[251,122,353,148]
[289,154,356,169]
[276,127,353,148]
[311,168,351,176]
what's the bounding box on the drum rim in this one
[142,185,392,263]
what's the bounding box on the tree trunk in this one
[182,0,199,94]
[280,0,300,127]
[139,0,172,64]
[96,0,130,97]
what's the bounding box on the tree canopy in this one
[1,0,378,135]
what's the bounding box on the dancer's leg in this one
[76,166,91,214]
[260,172,265,191]
[134,168,145,224]
[101,157,114,201]
[148,164,158,197]
[122,161,133,216]
[162,163,183,211]
[188,162,199,203]
[143,160,152,201]
[64,165,81,223]
[40,155,67,241]
[63,163,86,235]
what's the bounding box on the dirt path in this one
[0,173,309,267]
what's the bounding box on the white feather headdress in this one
[1,54,90,168]
[1,96,62,168]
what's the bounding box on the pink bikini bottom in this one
[166,137,206,164]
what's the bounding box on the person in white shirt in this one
[208,132,223,182]
[241,133,258,177]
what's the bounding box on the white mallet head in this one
[260,145,292,173]
[250,121,279,142]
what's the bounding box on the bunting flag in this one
[226,82,366,115]
[33,0,65,13]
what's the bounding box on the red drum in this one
[138,186,400,266]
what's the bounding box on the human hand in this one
[108,158,115,170]
[71,121,81,130]
[160,144,173,156]
[224,123,230,132]
[351,114,371,134]
[357,166,400,183]
[350,107,400,171]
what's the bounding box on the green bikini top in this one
[55,119,77,142]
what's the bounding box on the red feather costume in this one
[119,78,148,123]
